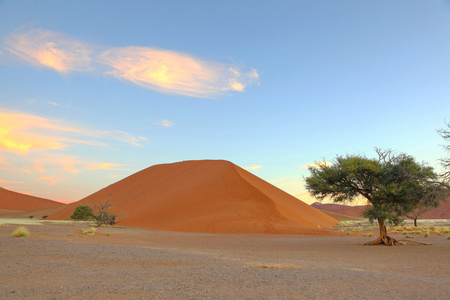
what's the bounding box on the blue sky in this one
[0,0,449,203]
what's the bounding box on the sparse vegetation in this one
[81,228,96,235]
[92,200,117,227]
[12,226,30,237]
[305,148,448,246]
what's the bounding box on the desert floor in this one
[1,220,449,299]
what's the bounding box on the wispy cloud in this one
[47,100,70,108]
[0,178,23,184]
[86,162,124,170]
[274,180,298,189]
[300,161,333,169]
[100,47,259,98]
[156,119,174,127]
[35,176,61,186]
[0,111,76,154]
[4,27,92,73]
[4,27,259,98]
[0,110,146,154]
[243,164,262,170]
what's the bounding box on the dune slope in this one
[0,187,63,211]
[50,160,338,234]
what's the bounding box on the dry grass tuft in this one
[12,226,30,237]
[80,228,96,235]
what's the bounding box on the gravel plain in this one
[1,221,449,299]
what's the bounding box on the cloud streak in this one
[86,163,124,170]
[0,110,146,154]
[100,47,259,97]
[243,165,262,170]
[156,120,174,127]
[5,28,92,73]
[4,27,259,98]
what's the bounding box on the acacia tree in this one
[404,204,433,227]
[437,121,450,181]
[92,200,117,227]
[305,149,447,246]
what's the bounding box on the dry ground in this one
[0,220,449,299]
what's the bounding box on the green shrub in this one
[424,232,429,237]
[71,205,93,220]
[12,226,30,237]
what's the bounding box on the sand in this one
[0,187,63,211]
[48,160,338,235]
[1,222,449,299]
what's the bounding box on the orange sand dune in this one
[50,160,338,234]
[0,187,63,211]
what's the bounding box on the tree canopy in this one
[438,121,450,181]
[305,149,448,246]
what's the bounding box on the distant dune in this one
[0,187,64,212]
[49,160,338,234]
[311,198,450,219]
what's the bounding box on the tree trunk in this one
[414,217,417,227]
[365,218,405,246]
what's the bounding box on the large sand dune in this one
[0,187,63,211]
[50,160,338,234]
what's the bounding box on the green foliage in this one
[305,149,447,227]
[70,205,93,220]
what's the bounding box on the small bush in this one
[81,228,96,235]
[405,234,414,238]
[346,232,351,235]
[71,205,93,220]
[424,232,429,237]
[106,233,111,237]
[12,226,30,237]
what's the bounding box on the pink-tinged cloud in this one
[0,110,147,155]
[86,162,124,170]
[100,46,259,98]
[243,165,262,170]
[5,27,259,98]
[0,111,76,154]
[32,154,82,174]
[5,28,92,73]
[34,176,61,186]
[0,178,23,184]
